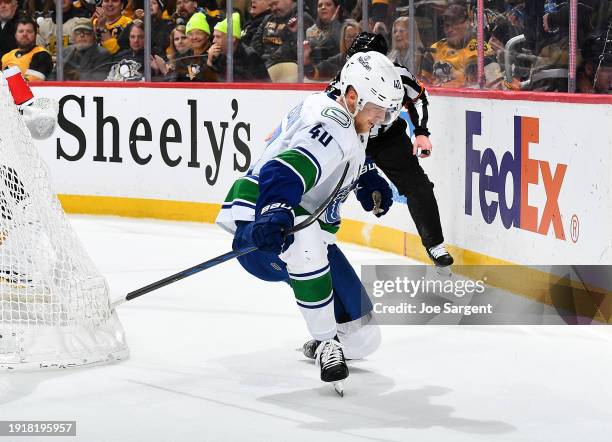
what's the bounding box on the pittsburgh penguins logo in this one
[432,61,454,84]
[188,63,201,80]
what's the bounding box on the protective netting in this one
[0,78,128,369]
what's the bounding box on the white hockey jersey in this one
[216,92,367,239]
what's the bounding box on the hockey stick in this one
[114,163,350,306]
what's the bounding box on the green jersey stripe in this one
[275,150,318,192]
[290,272,333,303]
[223,177,260,204]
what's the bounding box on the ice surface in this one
[1,216,611,442]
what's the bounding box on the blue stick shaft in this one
[125,245,257,301]
[122,163,349,304]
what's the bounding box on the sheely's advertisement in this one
[32,86,309,203]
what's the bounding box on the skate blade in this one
[435,266,452,277]
[334,381,344,397]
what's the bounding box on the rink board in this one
[30,84,612,313]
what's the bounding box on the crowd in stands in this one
[0,0,610,93]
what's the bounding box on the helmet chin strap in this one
[340,94,359,120]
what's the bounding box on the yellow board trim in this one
[58,195,611,323]
[59,194,220,223]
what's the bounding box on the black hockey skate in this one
[427,243,454,267]
[315,338,349,396]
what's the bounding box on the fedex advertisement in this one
[424,96,611,265]
[465,111,567,241]
[330,93,611,266]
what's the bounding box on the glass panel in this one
[3,0,605,92]
[576,3,611,94]
[414,1,502,89]
[302,0,361,83]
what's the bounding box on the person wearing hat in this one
[420,3,502,88]
[173,11,216,81]
[50,17,111,80]
[206,12,268,81]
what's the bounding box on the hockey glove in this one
[355,160,393,217]
[250,203,295,254]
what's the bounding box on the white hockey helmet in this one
[338,51,404,125]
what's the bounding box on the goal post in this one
[0,76,129,370]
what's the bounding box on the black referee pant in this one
[365,118,444,250]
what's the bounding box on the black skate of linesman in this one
[326,33,453,267]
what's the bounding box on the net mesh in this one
[0,77,128,369]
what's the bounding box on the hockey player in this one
[217,51,404,394]
[327,32,454,268]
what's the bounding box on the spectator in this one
[94,0,133,55]
[251,0,314,82]
[486,7,523,71]
[241,0,270,48]
[165,24,189,71]
[349,0,387,34]
[543,0,600,49]
[2,16,52,81]
[50,17,110,81]
[206,12,268,81]
[106,19,166,81]
[174,11,216,81]
[0,0,20,59]
[174,0,220,29]
[387,16,424,73]
[36,0,91,57]
[305,0,342,65]
[22,0,50,18]
[420,4,503,88]
[304,18,360,81]
[521,1,602,92]
[174,0,198,25]
[370,0,390,25]
[577,29,611,94]
[119,0,173,54]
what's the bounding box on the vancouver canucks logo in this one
[321,107,350,128]
[324,182,357,224]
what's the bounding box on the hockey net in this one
[0,78,128,369]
